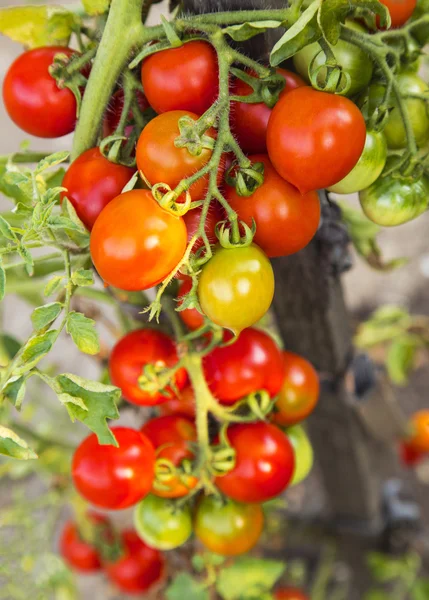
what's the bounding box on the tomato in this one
[134,494,192,550]
[3,47,84,138]
[273,352,320,426]
[109,329,188,406]
[198,244,274,333]
[267,87,366,194]
[182,201,225,253]
[328,131,387,195]
[225,155,320,258]
[379,0,417,27]
[61,148,133,230]
[158,385,196,418]
[231,68,306,154]
[72,427,155,510]
[405,411,429,453]
[59,521,101,572]
[103,88,149,137]
[203,328,285,405]
[399,440,425,467]
[368,73,429,149]
[104,530,164,595]
[141,41,218,115]
[275,588,309,600]
[215,422,295,503]
[90,189,187,290]
[359,173,429,226]
[286,425,314,486]
[293,22,373,97]
[178,277,205,331]
[194,496,264,556]
[136,111,218,202]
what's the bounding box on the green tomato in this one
[293,22,373,97]
[134,494,192,550]
[286,425,314,487]
[328,130,387,194]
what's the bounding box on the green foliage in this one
[66,311,100,355]
[386,334,421,385]
[318,0,390,45]
[216,558,285,600]
[166,573,210,600]
[82,0,111,16]
[224,20,283,42]
[271,0,321,66]
[31,302,63,332]
[0,425,37,460]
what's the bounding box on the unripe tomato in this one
[61,148,133,230]
[109,329,188,406]
[276,588,309,600]
[405,411,429,453]
[215,422,295,503]
[182,201,225,254]
[225,155,320,258]
[72,427,155,510]
[286,425,314,486]
[103,88,149,137]
[59,521,102,572]
[178,277,205,331]
[267,87,366,194]
[134,494,192,550]
[158,385,196,418]
[198,244,274,333]
[141,41,218,115]
[273,352,320,426]
[379,0,417,28]
[104,530,165,595]
[194,496,264,556]
[328,131,387,195]
[359,174,429,226]
[90,189,187,290]
[3,47,83,138]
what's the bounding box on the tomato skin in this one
[399,441,425,467]
[104,530,164,595]
[3,47,81,138]
[141,41,218,115]
[285,425,314,486]
[267,87,366,194]
[215,422,295,503]
[109,329,188,406]
[158,385,196,418]
[61,148,133,230]
[178,278,205,331]
[203,328,285,405]
[72,427,155,510]
[231,68,306,154]
[59,521,102,573]
[275,588,309,600]
[103,88,149,138]
[182,201,225,253]
[134,494,192,550]
[194,496,264,556]
[379,0,417,28]
[406,411,429,453]
[225,155,320,258]
[90,189,187,291]
[198,244,274,333]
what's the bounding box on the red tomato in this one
[225,155,320,257]
[276,588,309,600]
[59,521,101,573]
[203,328,285,405]
[109,329,188,406]
[103,88,149,137]
[267,87,366,194]
[72,427,155,510]
[215,422,295,503]
[141,41,218,115]
[104,530,165,595]
[158,385,196,418]
[405,410,429,453]
[178,277,205,331]
[399,441,425,468]
[231,68,306,154]
[379,0,416,28]
[273,352,320,426]
[90,189,187,290]
[182,201,225,253]
[3,47,83,138]
[61,148,133,230]
[141,415,197,498]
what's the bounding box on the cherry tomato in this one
[198,244,274,333]
[3,47,84,138]
[267,87,366,194]
[178,277,205,331]
[379,0,417,27]
[286,425,314,486]
[103,88,149,137]
[61,148,133,230]
[225,155,320,258]
[90,189,187,290]
[141,41,218,115]
[182,201,225,253]
[158,385,196,418]
[405,410,429,453]
[104,530,164,595]
[72,427,155,510]
[203,328,285,405]
[109,329,188,406]
[215,422,295,503]
[231,68,306,154]
[141,415,197,498]
[59,521,102,573]
[194,496,264,556]
[273,352,320,426]
[399,440,425,467]
[275,588,309,600]
[328,131,387,195]
[134,494,192,550]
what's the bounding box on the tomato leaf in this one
[318,0,390,45]
[0,333,21,364]
[35,151,69,175]
[354,306,411,348]
[13,330,58,376]
[386,334,421,386]
[71,269,94,287]
[55,198,90,248]
[166,573,209,600]
[0,261,5,302]
[82,0,111,16]
[44,275,65,297]
[216,558,285,600]
[0,426,37,460]
[31,302,63,331]
[0,6,77,49]
[411,580,429,600]
[66,311,100,355]
[0,214,17,241]
[224,20,283,42]
[2,375,27,408]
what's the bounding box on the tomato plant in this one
[158,385,196,419]
[59,521,102,573]
[285,424,314,487]
[134,494,193,550]
[103,88,149,137]
[178,277,205,330]
[182,201,225,254]
[379,0,417,27]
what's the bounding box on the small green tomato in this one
[286,425,314,487]
[134,494,192,551]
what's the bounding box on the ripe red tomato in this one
[231,68,306,154]
[158,385,196,418]
[405,410,429,453]
[203,328,285,405]
[182,201,225,253]
[225,155,320,258]
[379,0,416,28]
[59,521,102,572]
[109,329,188,406]
[178,277,205,331]
[273,352,320,426]
[3,47,83,138]
[215,422,295,503]
[90,189,187,290]
[399,441,425,468]
[104,530,165,595]
[141,41,218,115]
[141,415,197,498]
[103,88,149,137]
[72,427,155,510]
[275,588,309,600]
[61,148,133,230]
[267,87,366,194]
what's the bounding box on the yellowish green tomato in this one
[134,494,192,550]
[286,425,314,487]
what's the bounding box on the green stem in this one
[0,152,58,165]
[180,7,294,26]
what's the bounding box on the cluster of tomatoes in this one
[400,410,429,467]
